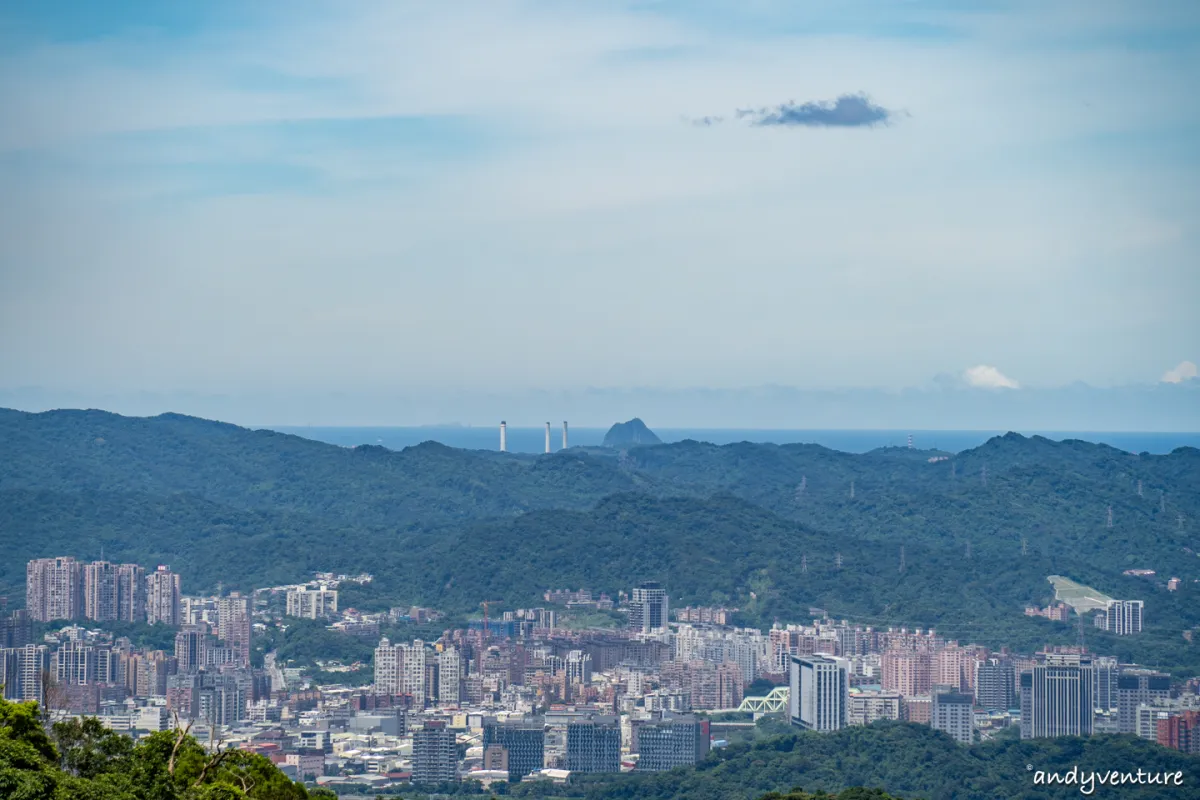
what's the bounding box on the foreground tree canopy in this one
[0,696,334,800]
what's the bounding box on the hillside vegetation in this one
[2,408,1198,674]
[566,721,1200,800]
[0,696,330,799]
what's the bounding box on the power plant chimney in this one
[562,421,568,450]
[545,422,551,454]
[500,421,507,452]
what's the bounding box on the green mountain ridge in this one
[2,407,1198,674]
[0,407,653,528]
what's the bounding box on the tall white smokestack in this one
[500,421,507,452]
[562,421,568,450]
[545,422,551,454]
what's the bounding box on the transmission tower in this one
[981,465,988,487]
[1106,506,1113,529]
[801,554,808,574]
[899,546,906,573]
[951,461,957,480]
[835,553,843,570]
[1179,514,1186,531]
[965,541,972,560]
[1021,537,1028,557]
[1137,480,1143,498]
[850,480,855,500]
[1077,609,1087,652]
[1161,491,1166,514]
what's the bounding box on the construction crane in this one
[479,601,503,645]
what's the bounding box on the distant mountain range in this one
[1,407,1198,675]
[2,380,1197,429]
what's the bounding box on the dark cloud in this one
[690,93,897,129]
[741,93,894,127]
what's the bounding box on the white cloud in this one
[963,365,1020,390]
[1161,361,1198,384]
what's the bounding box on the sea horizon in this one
[265,426,1200,456]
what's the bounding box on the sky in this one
[0,0,1198,425]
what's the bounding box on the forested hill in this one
[2,407,1199,673]
[572,721,1200,800]
[0,408,653,526]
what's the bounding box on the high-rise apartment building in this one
[175,625,209,674]
[483,719,546,782]
[81,561,146,622]
[672,624,766,683]
[374,638,401,695]
[51,640,116,686]
[413,721,457,783]
[1099,604,1142,633]
[847,690,902,725]
[564,650,593,685]
[374,638,428,706]
[26,557,83,622]
[146,566,181,626]
[1020,654,1094,739]
[565,718,621,773]
[935,646,974,694]
[1099,600,1144,635]
[116,564,147,622]
[0,644,51,703]
[931,691,974,744]
[402,640,428,708]
[181,596,219,629]
[1157,710,1200,754]
[0,648,17,700]
[974,658,1016,711]
[286,587,338,619]
[790,655,848,732]
[1092,655,1119,712]
[632,714,710,772]
[629,582,669,632]
[132,651,176,698]
[1116,670,1170,734]
[83,561,119,622]
[217,593,252,668]
[437,647,462,706]
[882,649,932,698]
[168,671,246,725]
[0,610,32,649]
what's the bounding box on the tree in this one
[0,694,328,800]
[52,716,134,780]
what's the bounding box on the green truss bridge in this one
[714,685,790,714]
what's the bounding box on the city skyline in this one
[7,538,1200,795]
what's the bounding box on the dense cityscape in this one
[2,553,1196,794]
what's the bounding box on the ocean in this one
[265,427,1200,455]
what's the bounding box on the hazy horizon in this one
[3,379,1198,431]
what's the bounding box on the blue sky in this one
[0,0,1197,412]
